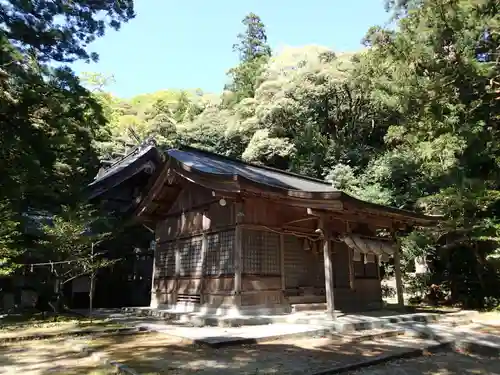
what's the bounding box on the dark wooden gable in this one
[86,140,163,214]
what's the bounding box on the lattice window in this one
[205,233,220,276]
[155,242,175,277]
[219,230,234,274]
[242,229,280,275]
[178,237,203,277]
[204,230,235,276]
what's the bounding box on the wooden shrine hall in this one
[132,146,438,316]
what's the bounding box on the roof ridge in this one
[178,145,332,186]
[101,138,157,173]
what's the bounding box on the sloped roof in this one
[167,147,338,193]
[161,146,440,225]
[90,142,157,187]
[87,139,163,200]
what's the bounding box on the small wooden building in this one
[136,146,437,315]
[84,139,163,309]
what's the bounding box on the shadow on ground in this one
[0,338,112,375]
[86,332,495,375]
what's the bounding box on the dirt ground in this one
[89,333,449,375]
[346,351,499,375]
[0,338,113,375]
[0,310,498,375]
[87,312,500,375]
[0,321,123,340]
[477,325,500,335]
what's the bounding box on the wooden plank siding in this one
[152,183,238,308]
[152,181,384,312]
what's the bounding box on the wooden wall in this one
[242,198,316,230]
[152,186,383,311]
[152,183,237,308]
[240,197,382,311]
[155,183,235,242]
[240,229,284,308]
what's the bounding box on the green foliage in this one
[1,1,134,63]
[0,201,21,276]
[40,205,118,286]
[224,13,272,106]
[353,0,500,308]
[0,0,135,277]
[3,1,499,310]
[0,0,136,207]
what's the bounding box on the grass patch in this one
[0,312,125,340]
[0,311,120,331]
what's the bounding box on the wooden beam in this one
[233,200,243,307]
[200,231,208,304]
[318,215,336,320]
[393,244,404,308]
[347,244,355,290]
[135,159,173,218]
[284,199,343,211]
[280,233,285,291]
[174,240,180,305]
[150,238,158,307]
[159,199,219,219]
[307,207,403,230]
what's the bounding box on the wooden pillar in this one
[199,233,208,304]
[394,247,404,308]
[233,201,243,307]
[346,222,354,290]
[150,239,158,307]
[348,247,355,290]
[174,241,180,305]
[320,220,336,319]
[280,233,285,291]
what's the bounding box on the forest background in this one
[1,0,499,310]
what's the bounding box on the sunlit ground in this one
[0,338,114,375]
[0,311,497,375]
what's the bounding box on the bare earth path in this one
[346,352,499,375]
[0,311,498,375]
[0,338,112,375]
[89,333,473,375]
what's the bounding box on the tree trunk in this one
[50,278,66,314]
[89,272,95,323]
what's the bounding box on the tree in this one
[233,13,272,62]
[85,4,500,309]
[351,0,500,307]
[39,205,118,312]
[0,0,136,208]
[0,0,136,270]
[0,201,20,276]
[224,13,272,105]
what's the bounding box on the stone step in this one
[291,303,327,313]
[122,307,480,331]
[330,327,406,343]
[381,310,479,326]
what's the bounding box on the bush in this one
[381,284,396,299]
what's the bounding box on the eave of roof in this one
[165,146,440,225]
[86,143,163,200]
[168,146,338,192]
